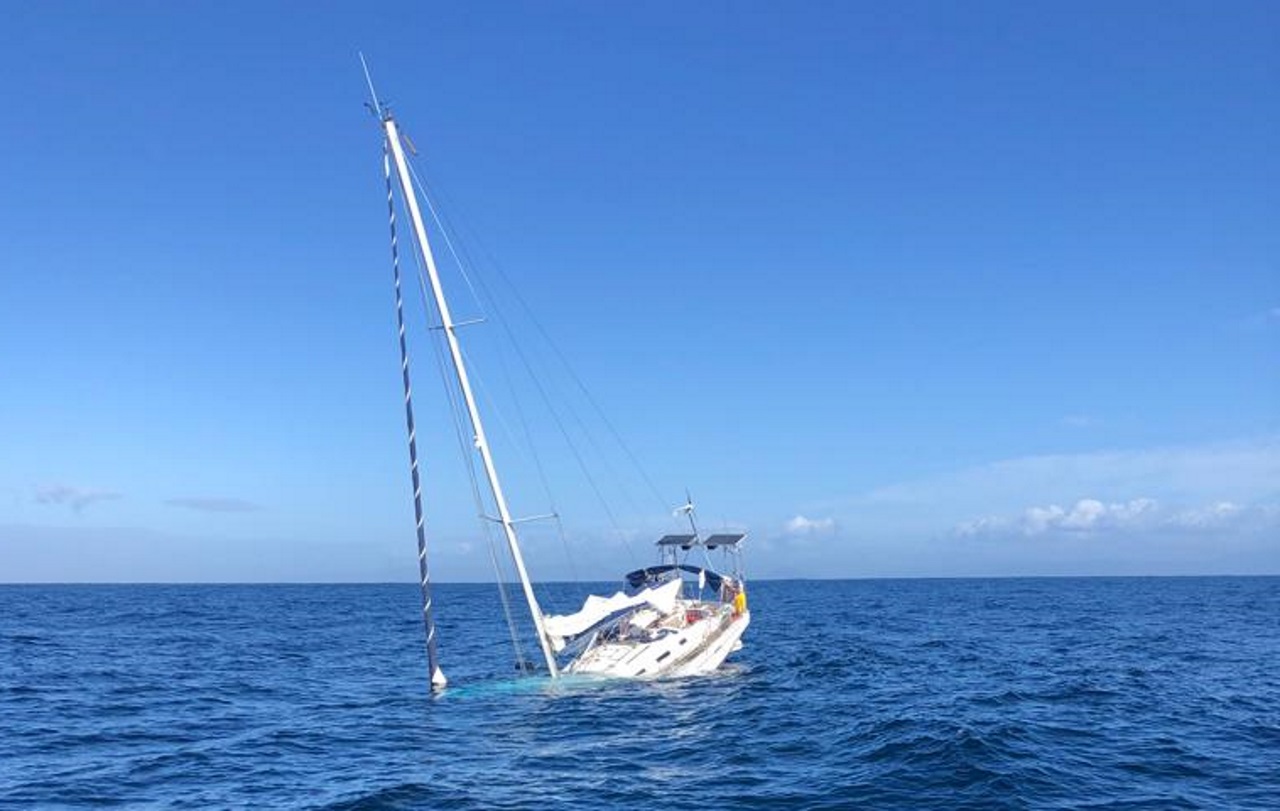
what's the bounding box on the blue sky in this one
[1,2,1276,581]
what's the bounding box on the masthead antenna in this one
[359,51,386,119]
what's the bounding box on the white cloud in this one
[956,497,1274,539]
[33,484,121,513]
[1169,501,1243,528]
[1022,503,1066,534]
[986,497,1160,536]
[954,515,1011,537]
[784,514,836,536]
[862,436,1278,512]
[1023,497,1158,534]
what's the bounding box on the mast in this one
[364,55,445,691]
[382,113,560,677]
[383,146,447,691]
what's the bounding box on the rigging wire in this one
[495,342,582,583]
[405,153,584,596]
[404,156,642,565]
[397,171,530,673]
[419,237,530,674]
[439,197,676,521]
[461,342,581,582]
[404,159,489,323]
[461,253,660,543]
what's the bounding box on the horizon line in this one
[2,572,1278,586]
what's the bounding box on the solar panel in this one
[656,534,698,547]
[704,533,746,548]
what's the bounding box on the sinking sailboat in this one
[551,526,750,678]
[365,63,749,686]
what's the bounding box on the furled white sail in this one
[544,578,683,643]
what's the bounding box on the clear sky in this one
[2,2,1276,582]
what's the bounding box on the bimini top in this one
[655,533,746,550]
[626,564,725,592]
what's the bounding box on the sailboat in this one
[365,64,750,687]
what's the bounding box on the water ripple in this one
[1,578,1278,809]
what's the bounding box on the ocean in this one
[2,578,1278,809]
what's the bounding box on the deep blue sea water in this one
[2,578,1278,809]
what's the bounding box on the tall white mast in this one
[383,114,560,677]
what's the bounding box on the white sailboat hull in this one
[566,603,750,679]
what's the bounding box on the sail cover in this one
[544,578,682,642]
